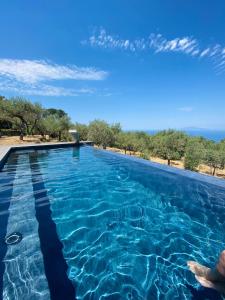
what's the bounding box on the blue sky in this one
[0,0,225,130]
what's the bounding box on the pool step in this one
[3,155,50,300]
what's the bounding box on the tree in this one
[133,131,152,154]
[41,114,71,141]
[58,115,71,141]
[204,148,225,176]
[219,139,225,152]
[38,107,71,141]
[184,138,205,171]
[111,123,122,135]
[115,132,134,154]
[110,123,122,147]
[72,123,89,141]
[0,97,43,140]
[115,131,152,157]
[88,120,114,149]
[44,108,67,118]
[152,130,188,165]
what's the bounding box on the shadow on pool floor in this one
[186,284,224,300]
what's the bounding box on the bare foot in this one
[188,261,225,282]
[187,261,211,278]
[195,275,225,294]
[187,261,225,294]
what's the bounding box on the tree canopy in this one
[0,97,71,141]
[151,130,188,165]
[88,120,115,149]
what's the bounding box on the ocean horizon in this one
[145,129,225,142]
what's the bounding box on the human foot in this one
[187,261,211,278]
[195,275,225,294]
[187,261,225,294]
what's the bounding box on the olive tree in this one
[204,148,225,176]
[72,123,89,141]
[0,97,43,140]
[152,130,188,165]
[41,114,71,141]
[88,120,114,149]
[184,138,205,171]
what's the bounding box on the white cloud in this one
[178,106,194,112]
[0,59,108,96]
[200,48,210,57]
[0,78,95,96]
[0,59,107,84]
[84,28,225,74]
[84,29,199,56]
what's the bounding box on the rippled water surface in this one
[1,146,225,300]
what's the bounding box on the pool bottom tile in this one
[3,154,50,300]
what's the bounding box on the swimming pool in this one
[0,146,225,300]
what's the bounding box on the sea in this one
[146,129,225,142]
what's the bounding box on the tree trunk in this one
[30,119,37,136]
[58,131,61,141]
[212,167,216,176]
[19,121,26,141]
[125,148,127,154]
[168,159,171,166]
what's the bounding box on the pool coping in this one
[0,141,92,171]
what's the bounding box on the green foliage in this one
[139,151,150,160]
[133,131,152,153]
[115,132,135,153]
[184,138,205,171]
[152,130,188,165]
[115,132,129,153]
[0,96,71,141]
[0,97,43,139]
[72,123,89,141]
[88,120,115,149]
[44,108,67,118]
[204,147,225,176]
[110,123,122,136]
[219,139,225,152]
[41,114,71,141]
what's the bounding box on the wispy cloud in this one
[0,59,108,96]
[83,28,225,73]
[178,106,194,112]
[0,59,108,83]
[0,78,95,96]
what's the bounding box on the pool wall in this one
[97,147,225,189]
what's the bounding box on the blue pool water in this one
[1,146,225,300]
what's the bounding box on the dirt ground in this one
[0,135,58,145]
[104,146,225,179]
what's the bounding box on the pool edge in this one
[93,147,225,189]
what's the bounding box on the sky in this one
[0,0,225,130]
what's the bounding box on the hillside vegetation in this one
[1,96,225,177]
